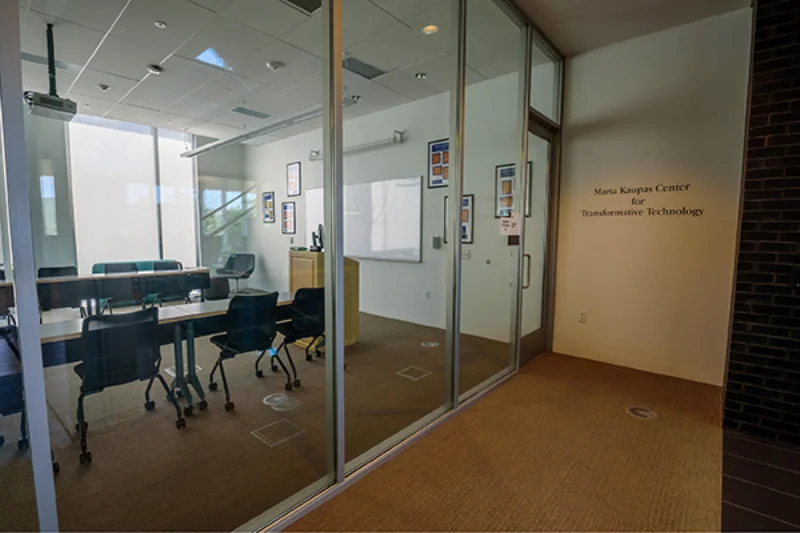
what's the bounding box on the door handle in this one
[523,253,531,290]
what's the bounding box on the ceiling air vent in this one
[232,107,271,120]
[343,56,385,80]
[280,0,322,16]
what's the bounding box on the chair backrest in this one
[290,287,325,338]
[38,266,78,278]
[224,293,278,352]
[224,253,256,277]
[0,269,5,281]
[153,260,182,272]
[79,308,160,391]
[104,262,138,275]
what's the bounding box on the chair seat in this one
[209,335,240,359]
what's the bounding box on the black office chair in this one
[103,262,138,275]
[215,253,255,293]
[0,269,5,281]
[208,293,278,411]
[258,287,324,391]
[74,308,185,464]
[38,266,78,278]
[149,260,189,306]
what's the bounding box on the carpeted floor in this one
[289,353,723,532]
[0,312,509,532]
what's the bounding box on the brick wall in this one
[724,0,800,445]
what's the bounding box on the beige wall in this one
[553,9,752,385]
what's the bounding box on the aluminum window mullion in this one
[0,1,59,529]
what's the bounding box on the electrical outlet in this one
[579,311,588,324]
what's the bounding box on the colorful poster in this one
[263,191,275,223]
[287,161,301,197]
[494,162,533,218]
[443,194,474,244]
[282,201,296,234]
[428,139,449,188]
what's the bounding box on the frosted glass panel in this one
[68,117,158,273]
[158,130,197,267]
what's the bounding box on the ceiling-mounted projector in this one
[24,23,76,122]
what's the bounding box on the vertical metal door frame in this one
[511,24,533,372]
[0,0,59,529]
[322,0,345,484]
[446,0,468,410]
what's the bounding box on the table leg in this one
[172,324,194,415]
[184,322,207,408]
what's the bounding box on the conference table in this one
[11,291,294,415]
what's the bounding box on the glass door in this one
[520,129,552,364]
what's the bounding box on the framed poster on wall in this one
[282,201,296,234]
[287,161,302,197]
[494,162,533,218]
[443,194,474,244]
[263,191,275,223]
[428,139,450,188]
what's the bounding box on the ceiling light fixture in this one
[147,64,164,75]
[422,24,439,35]
[415,72,427,80]
[266,60,285,71]
[154,20,168,29]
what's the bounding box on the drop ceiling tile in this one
[21,61,77,94]
[191,74,267,105]
[237,39,320,87]
[222,0,311,38]
[373,70,442,101]
[25,0,129,32]
[341,70,411,115]
[341,0,399,48]
[247,71,322,117]
[88,35,170,80]
[149,111,196,130]
[466,29,523,80]
[71,94,116,116]
[177,15,274,66]
[104,102,161,125]
[281,14,322,57]
[345,24,446,73]
[147,55,230,93]
[467,0,523,40]
[164,94,224,120]
[187,121,243,140]
[20,9,104,67]
[111,0,216,55]
[190,0,235,12]
[368,0,448,21]
[121,83,186,111]
[64,69,139,101]
[209,107,273,130]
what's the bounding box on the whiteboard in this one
[305,176,422,263]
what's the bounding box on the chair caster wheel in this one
[175,388,183,398]
[52,461,60,474]
[271,365,279,373]
[256,369,264,378]
[18,438,29,451]
[285,382,293,391]
[176,418,187,429]
[208,382,218,391]
[293,379,301,388]
[198,400,208,410]
[224,401,235,412]
[184,406,194,417]
[79,451,92,464]
[306,354,312,362]
[144,400,156,411]
[75,422,88,433]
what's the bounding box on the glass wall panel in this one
[340,0,452,470]
[459,0,525,397]
[0,119,40,533]
[530,35,562,123]
[8,1,333,529]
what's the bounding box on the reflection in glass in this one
[530,36,562,123]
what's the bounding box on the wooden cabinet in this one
[289,251,359,346]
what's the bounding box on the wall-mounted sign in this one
[581,183,704,218]
[287,161,302,197]
[263,191,275,223]
[428,139,449,188]
[282,201,296,234]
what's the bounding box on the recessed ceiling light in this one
[154,20,168,29]
[422,24,439,35]
[83,103,90,108]
[415,72,427,80]
[266,60,285,71]
[147,64,164,75]
[351,95,362,102]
